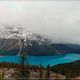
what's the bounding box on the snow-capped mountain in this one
[0,26,57,56]
[0,26,80,56]
[0,26,51,44]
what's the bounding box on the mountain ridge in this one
[0,26,80,56]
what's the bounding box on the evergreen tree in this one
[46,64,50,79]
[39,64,43,79]
[24,63,30,79]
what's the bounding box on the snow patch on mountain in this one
[0,25,52,45]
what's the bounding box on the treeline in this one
[51,60,80,78]
[0,62,51,79]
[0,61,80,79]
[0,62,20,68]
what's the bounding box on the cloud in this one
[0,1,80,44]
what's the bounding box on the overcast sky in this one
[0,1,80,44]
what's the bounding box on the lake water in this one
[0,53,80,67]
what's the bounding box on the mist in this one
[0,1,80,44]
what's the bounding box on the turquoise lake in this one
[0,53,80,67]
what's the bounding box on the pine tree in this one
[46,64,50,79]
[25,63,30,79]
[39,64,43,79]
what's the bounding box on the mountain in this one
[0,26,80,56]
[51,60,80,78]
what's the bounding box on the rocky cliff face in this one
[0,26,80,56]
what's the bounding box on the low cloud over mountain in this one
[0,26,80,56]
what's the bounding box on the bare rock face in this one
[0,25,80,56]
[0,25,57,56]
